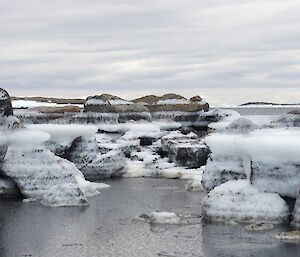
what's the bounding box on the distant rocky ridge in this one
[11,96,85,105]
[240,101,300,106]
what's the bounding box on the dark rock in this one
[190,95,203,102]
[65,136,126,180]
[0,88,13,116]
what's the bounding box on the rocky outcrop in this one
[65,135,126,180]
[29,106,81,113]
[133,94,209,125]
[83,94,151,122]
[161,131,209,168]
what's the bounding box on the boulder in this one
[65,135,126,180]
[161,131,209,168]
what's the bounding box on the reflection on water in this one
[0,178,299,257]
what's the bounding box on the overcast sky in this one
[1,0,300,105]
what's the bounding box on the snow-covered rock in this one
[202,180,289,223]
[65,135,126,180]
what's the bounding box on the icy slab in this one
[273,231,300,241]
[41,183,89,207]
[150,212,181,224]
[202,180,289,224]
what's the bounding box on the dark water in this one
[0,178,299,257]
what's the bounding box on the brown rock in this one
[29,106,81,114]
[0,88,13,116]
[190,95,203,102]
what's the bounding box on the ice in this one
[109,99,133,105]
[1,129,108,206]
[12,100,82,109]
[41,183,89,207]
[203,180,289,223]
[203,128,300,196]
[150,211,181,224]
[273,231,300,241]
[85,98,106,105]
[26,124,98,155]
[156,99,190,105]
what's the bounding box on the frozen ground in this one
[0,178,299,257]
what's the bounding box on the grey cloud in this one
[0,0,300,105]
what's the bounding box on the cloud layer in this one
[1,0,300,105]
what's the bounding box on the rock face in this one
[65,135,126,180]
[292,196,300,228]
[203,180,290,223]
[161,131,209,168]
[83,94,151,122]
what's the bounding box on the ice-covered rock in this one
[292,197,300,228]
[202,156,246,192]
[203,128,300,196]
[225,117,257,133]
[65,135,126,180]
[26,124,98,156]
[161,131,209,168]
[1,129,104,206]
[203,180,290,223]
[272,110,300,127]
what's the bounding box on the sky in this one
[0,0,300,106]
